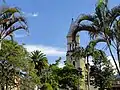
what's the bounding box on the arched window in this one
[70,44,71,51]
[73,61,75,67]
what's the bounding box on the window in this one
[73,61,75,67]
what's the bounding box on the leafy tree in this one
[89,50,115,89]
[83,40,115,89]
[0,40,40,90]
[30,50,82,90]
[46,57,82,90]
[58,62,82,90]
[0,40,28,69]
[0,60,16,90]
[48,57,62,90]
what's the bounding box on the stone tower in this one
[66,18,80,68]
[66,18,87,90]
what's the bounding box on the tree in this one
[31,50,49,76]
[83,39,115,89]
[0,5,28,49]
[89,49,115,89]
[58,62,82,90]
[70,0,120,74]
[0,40,39,90]
[30,51,82,90]
[48,57,82,90]
[0,60,16,90]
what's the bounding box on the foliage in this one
[0,4,28,49]
[0,40,40,90]
[0,40,28,69]
[88,49,115,89]
[40,83,53,90]
[31,50,48,76]
[0,60,16,89]
[30,50,82,90]
[58,63,80,90]
[71,0,120,74]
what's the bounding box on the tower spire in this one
[67,18,74,37]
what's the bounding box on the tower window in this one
[70,44,71,51]
[73,61,75,67]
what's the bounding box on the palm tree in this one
[0,5,28,49]
[31,50,48,75]
[70,0,120,74]
[31,50,49,90]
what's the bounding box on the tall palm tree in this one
[70,0,120,74]
[0,5,28,49]
[31,50,48,75]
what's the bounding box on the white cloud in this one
[22,12,39,17]
[24,45,66,57]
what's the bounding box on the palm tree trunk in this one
[117,41,120,72]
[117,42,120,75]
[107,42,120,74]
[104,30,120,74]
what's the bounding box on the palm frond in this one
[109,5,120,26]
[2,25,27,39]
[2,7,20,14]
[0,6,28,42]
[72,24,99,41]
[90,38,106,48]
[85,38,106,56]
[75,14,96,24]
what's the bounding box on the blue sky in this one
[3,0,120,66]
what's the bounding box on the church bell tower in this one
[66,18,80,68]
[66,18,87,90]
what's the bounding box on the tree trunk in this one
[107,41,120,74]
[117,41,120,72]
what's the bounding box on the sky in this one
[3,0,120,67]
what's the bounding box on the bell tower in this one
[66,18,87,90]
[66,18,80,68]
